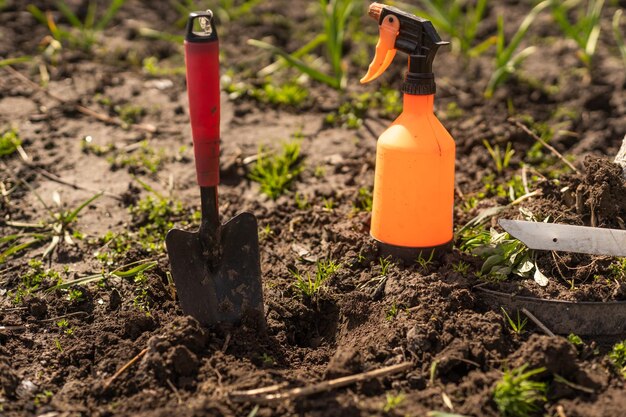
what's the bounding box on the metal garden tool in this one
[166,11,264,328]
[499,219,626,257]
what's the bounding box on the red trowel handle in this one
[184,11,220,188]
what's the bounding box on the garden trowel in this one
[499,219,626,257]
[166,11,264,328]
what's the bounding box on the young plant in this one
[482,140,515,174]
[414,0,493,57]
[0,128,26,158]
[353,187,373,212]
[295,192,310,210]
[460,228,538,282]
[56,318,74,336]
[2,191,102,262]
[249,141,304,199]
[291,259,341,299]
[614,10,626,69]
[608,340,626,377]
[452,260,470,274]
[485,1,550,98]
[379,256,393,276]
[493,365,547,417]
[10,260,61,304]
[248,0,358,89]
[383,392,405,412]
[386,301,401,321]
[567,333,584,347]
[28,0,126,52]
[416,250,436,270]
[501,307,527,334]
[550,0,605,69]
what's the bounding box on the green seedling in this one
[485,1,550,98]
[550,0,604,69]
[10,260,61,304]
[324,88,401,129]
[132,272,151,312]
[66,287,84,303]
[56,318,74,336]
[482,140,515,174]
[82,136,166,175]
[386,301,402,321]
[609,258,626,281]
[567,333,584,347]
[249,141,304,199]
[223,74,311,108]
[47,259,157,291]
[142,56,186,77]
[110,141,165,174]
[383,392,405,412]
[412,0,493,57]
[295,192,310,210]
[501,307,527,334]
[322,198,336,212]
[379,256,393,276]
[452,260,470,274]
[2,191,102,263]
[353,187,373,213]
[291,259,341,299]
[251,81,309,107]
[493,365,547,417]
[131,194,184,253]
[33,390,53,407]
[608,340,626,377]
[0,128,25,158]
[249,0,358,89]
[460,228,539,282]
[261,353,275,366]
[416,250,436,272]
[114,104,145,127]
[614,10,626,68]
[28,0,126,52]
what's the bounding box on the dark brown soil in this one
[2,1,626,416]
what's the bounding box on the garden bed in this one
[1,1,626,416]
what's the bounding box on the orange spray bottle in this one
[361,3,455,261]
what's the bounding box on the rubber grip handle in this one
[185,39,220,187]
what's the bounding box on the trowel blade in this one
[166,212,264,327]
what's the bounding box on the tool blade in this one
[499,219,626,257]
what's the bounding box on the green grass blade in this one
[27,4,48,26]
[0,56,32,67]
[84,0,97,30]
[258,33,327,77]
[96,0,127,31]
[503,0,549,64]
[248,39,340,89]
[0,238,43,263]
[55,0,84,29]
[614,10,626,68]
[584,0,604,58]
[46,272,105,291]
[468,36,496,58]
[64,192,103,224]
[112,260,158,278]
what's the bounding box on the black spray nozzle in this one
[367,3,449,94]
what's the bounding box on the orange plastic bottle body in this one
[370,94,455,248]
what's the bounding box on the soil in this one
[1,1,626,416]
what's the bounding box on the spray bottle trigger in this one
[360,15,400,84]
